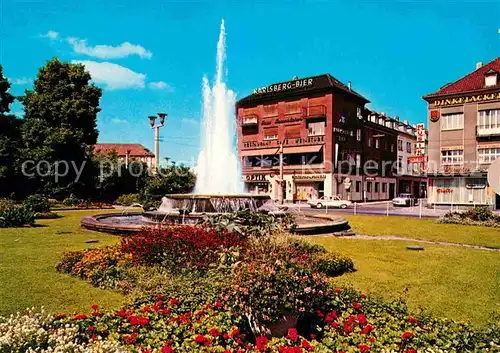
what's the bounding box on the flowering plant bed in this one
[438,205,500,228]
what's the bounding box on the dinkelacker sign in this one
[253,78,314,95]
[432,92,500,107]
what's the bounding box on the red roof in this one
[94,143,154,158]
[424,57,500,99]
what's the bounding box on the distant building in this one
[423,57,500,207]
[93,143,155,169]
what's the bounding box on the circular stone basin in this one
[81,211,349,235]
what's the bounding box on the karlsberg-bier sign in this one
[253,78,314,95]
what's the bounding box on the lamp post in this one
[148,113,167,171]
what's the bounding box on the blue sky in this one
[1,0,499,166]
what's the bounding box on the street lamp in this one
[148,112,167,171]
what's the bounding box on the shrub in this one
[62,196,80,206]
[439,206,500,227]
[121,225,247,271]
[0,198,15,212]
[0,205,35,228]
[22,194,50,213]
[56,246,133,289]
[114,193,140,206]
[34,211,61,219]
[310,251,355,276]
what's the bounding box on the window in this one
[485,73,498,87]
[375,139,380,149]
[441,150,464,165]
[441,113,464,130]
[367,182,372,192]
[406,142,412,153]
[284,125,301,139]
[264,127,278,141]
[478,147,500,164]
[407,160,412,174]
[264,134,278,140]
[285,101,301,114]
[356,129,361,141]
[390,143,395,152]
[397,139,403,151]
[382,183,387,193]
[263,104,278,117]
[307,121,325,136]
[375,182,379,192]
[368,137,373,147]
[398,156,403,171]
[478,109,500,129]
[356,154,361,168]
[356,181,361,192]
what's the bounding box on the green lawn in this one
[0,210,124,316]
[328,214,500,249]
[310,236,500,327]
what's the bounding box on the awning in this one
[240,145,322,157]
[283,145,322,154]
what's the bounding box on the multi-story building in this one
[423,58,500,207]
[236,74,401,202]
[94,143,155,169]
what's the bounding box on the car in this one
[392,193,418,207]
[307,195,352,209]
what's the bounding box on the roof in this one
[237,74,369,106]
[93,143,155,158]
[423,57,500,99]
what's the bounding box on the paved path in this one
[331,234,500,252]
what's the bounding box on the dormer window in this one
[485,69,498,87]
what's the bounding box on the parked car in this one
[307,196,352,209]
[392,193,418,207]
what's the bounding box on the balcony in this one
[241,114,258,126]
[477,126,500,137]
[303,105,327,118]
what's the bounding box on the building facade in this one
[423,58,500,207]
[94,143,155,169]
[236,74,403,202]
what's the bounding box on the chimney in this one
[348,81,352,90]
[476,62,483,70]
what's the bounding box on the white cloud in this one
[67,37,152,59]
[40,30,59,40]
[498,28,500,34]
[11,77,33,85]
[111,118,129,124]
[182,118,199,125]
[149,81,174,91]
[72,60,146,90]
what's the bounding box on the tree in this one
[0,65,22,197]
[20,58,102,198]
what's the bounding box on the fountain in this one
[80,20,349,235]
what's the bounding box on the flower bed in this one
[438,205,500,227]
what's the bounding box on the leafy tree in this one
[20,58,102,198]
[0,65,22,197]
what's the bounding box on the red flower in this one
[54,313,66,320]
[91,304,98,311]
[141,305,150,313]
[209,328,221,337]
[287,328,299,341]
[352,302,361,310]
[223,332,230,340]
[408,316,418,325]
[361,324,374,335]
[402,331,414,341]
[194,335,206,344]
[169,298,180,306]
[335,287,341,294]
[129,315,140,325]
[215,301,223,308]
[73,313,87,320]
[358,344,370,352]
[256,336,269,351]
[369,336,375,343]
[344,323,353,334]
[357,313,367,326]
[138,317,150,327]
[301,339,312,350]
[123,333,138,345]
[405,349,417,353]
[117,309,127,317]
[230,328,239,338]
[161,346,173,353]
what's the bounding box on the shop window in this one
[441,150,464,165]
[478,147,500,164]
[375,139,380,149]
[382,183,387,192]
[441,113,464,130]
[478,109,500,129]
[375,182,379,192]
[356,181,361,192]
[397,139,403,151]
[356,129,361,141]
[406,142,412,153]
[307,120,325,136]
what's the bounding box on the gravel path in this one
[334,234,500,252]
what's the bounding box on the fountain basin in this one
[81,211,349,235]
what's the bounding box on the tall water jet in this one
[195,19,243,194]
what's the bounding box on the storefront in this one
[243,174,270,196]
[284,174,332,202]
[428,175,495,206]
[398,176,427,198]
